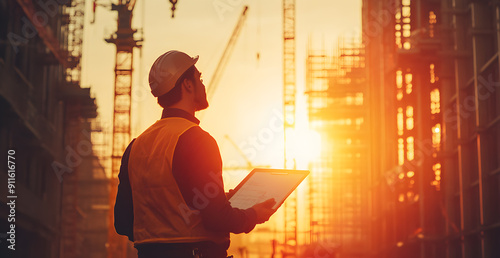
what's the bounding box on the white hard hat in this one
[149,50,199,97]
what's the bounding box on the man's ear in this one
[181,78,194,93]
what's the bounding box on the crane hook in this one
[169,0,177,18]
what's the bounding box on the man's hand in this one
[251,198,277,224]
[226,189,236,199]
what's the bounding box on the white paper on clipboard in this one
[228,169,309,210]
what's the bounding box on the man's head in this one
[149,50,208,111]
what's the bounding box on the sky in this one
[81,0,362,188]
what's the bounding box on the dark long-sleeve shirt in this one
[114,108,258,243]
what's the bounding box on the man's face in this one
[193,68,209,111]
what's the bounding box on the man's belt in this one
[136,241,231,258]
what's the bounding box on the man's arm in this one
[114,139,135,241]
[173,127,259,234]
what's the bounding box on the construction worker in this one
[114,50,277,258]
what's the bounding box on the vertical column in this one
[471,2,493,258]
[283,0,297,256]
[453,0,475,257]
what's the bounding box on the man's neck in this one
[161,108,200,124]
[168,102,195,117]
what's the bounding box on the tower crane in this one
[282,0,297,257]
[102,1,177,257]
[206,6,249,103]
[223,134,271,170]
[225,134,254,169]
[105,1,142,257]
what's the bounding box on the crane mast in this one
[283,0,297,257]
[106,1,142,257]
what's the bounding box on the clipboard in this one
[228,168,309,210]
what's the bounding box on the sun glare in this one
[287,128,322,169]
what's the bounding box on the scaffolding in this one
[305,47,330,246]
[305,38,370,257]
[283,0,298,257]
[1,2,101,257]
[60,1,88,257]
[65,0,85,83]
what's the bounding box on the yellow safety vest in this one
[128,117,229,245]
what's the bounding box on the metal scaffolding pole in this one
[283,0,297,257]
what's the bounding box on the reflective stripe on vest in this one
[128,117,229,244]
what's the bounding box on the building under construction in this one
[0,1,107,258]
[305,39,370,257]
[362,0,500,257]
[304,1,500,258]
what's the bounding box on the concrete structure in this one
[0,1,107,258]
[363,0,500,257]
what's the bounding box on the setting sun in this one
[287,128,322,168]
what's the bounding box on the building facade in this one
[363,0,500,257]
[0,1,106,258]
